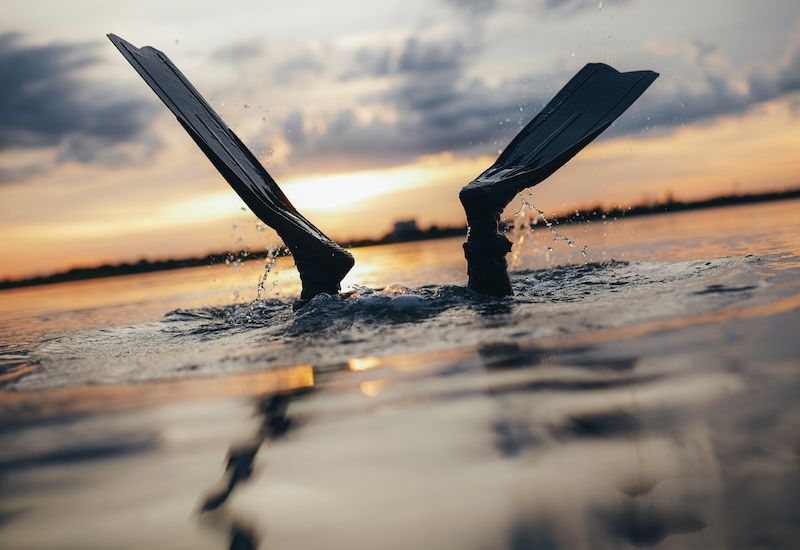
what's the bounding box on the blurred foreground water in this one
[1,200,799,549]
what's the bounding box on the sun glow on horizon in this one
[2,98,799,280]
[281,158,471,212]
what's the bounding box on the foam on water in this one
[13,256,762,391]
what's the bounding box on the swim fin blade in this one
[107,34,354,300]
[460,63,658,296]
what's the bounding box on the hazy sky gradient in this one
[1,0,799,277]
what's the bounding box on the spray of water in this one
[508,195,588,268]
[532,204,577,248]
[509,197,535,270]
[254,246,280,303]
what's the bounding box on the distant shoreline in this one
[2,188,798,291]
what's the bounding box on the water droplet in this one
[253,246,280,304]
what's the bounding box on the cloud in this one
[542,0,633,15]
[345,47,393,79]
[286,36,551,169]
[292,32,487,166]
[632,29,800,134]
[381,69,533,152]
[0,33,158,183]
[443,0,498,15]
[444,0,633,17]
[756,21,800,97]
[211,39,265,63]
[284,111,306,147]
[273,51,325,84]
[285,37,539,171]
[397,36,471,73]
[283,19,800,173]
[0,162,47,184]
[341,34,473,81]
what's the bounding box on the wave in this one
[12,257,761,391]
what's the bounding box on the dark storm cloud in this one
[211,39,264,63]
[0,33,158,182]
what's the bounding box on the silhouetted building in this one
[392,219,419,237]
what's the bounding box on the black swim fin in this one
[460,63,658,296]
[107,34,354,301]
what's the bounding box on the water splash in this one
[509,197,536,269]
[253,246,280,304]
[509,195,588,267]
[529,201,581,251]
[224,220,252,271]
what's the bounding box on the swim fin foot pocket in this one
[295,251,356,301]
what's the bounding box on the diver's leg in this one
[277,227,355,301]
[459,186,513,297]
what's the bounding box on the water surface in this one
[1,200,799,549]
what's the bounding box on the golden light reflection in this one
[359,378,389,397]
[0,364,315,421]
[348,356,382,371]
[0,365,37,384]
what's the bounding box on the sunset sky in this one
[1,0,799,279]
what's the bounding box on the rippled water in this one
[1,200,799,549]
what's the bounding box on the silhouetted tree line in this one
[2,187,798,290]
